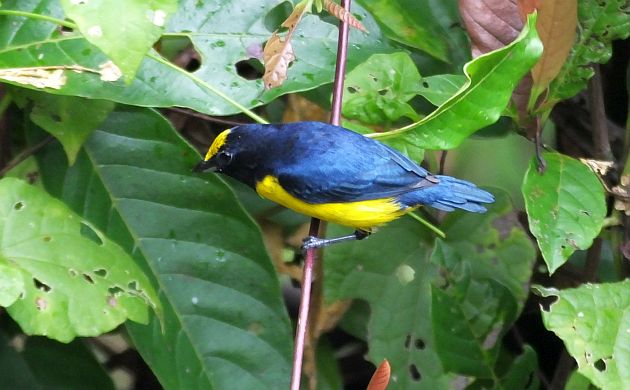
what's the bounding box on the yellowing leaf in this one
[531,0,577,97]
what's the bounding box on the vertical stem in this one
[588,64,613,161]
[290,1,352,389]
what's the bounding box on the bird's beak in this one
[193,158,217,173]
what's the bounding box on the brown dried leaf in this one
[282,94,328,123]
[530,0,577,93]
[0,67,67,89]
[579,158,614,176]
[324,0,367,32]
[366,359,391,390]
[262,32,296,89]
[518,0,541,21]
[459,0,523,57]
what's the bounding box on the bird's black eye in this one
[216,150,233,165]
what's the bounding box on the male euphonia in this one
[194,121,494,248]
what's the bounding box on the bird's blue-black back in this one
[223,121,494,211]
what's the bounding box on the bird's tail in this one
[404,175,495,213]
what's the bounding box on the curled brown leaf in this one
[366,359,391,390]
[262,32,296,89]
[324,0,367,33]
[459,0,523,57]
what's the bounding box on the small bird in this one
[194,121,494,248]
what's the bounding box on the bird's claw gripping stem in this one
[301,230,371,251]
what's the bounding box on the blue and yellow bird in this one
[194,121,494,248]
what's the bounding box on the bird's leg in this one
[301,230,371,251]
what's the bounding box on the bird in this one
[194,121,494,249]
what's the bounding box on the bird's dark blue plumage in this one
[196,121,494,230]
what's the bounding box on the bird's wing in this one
[276,139,436,204]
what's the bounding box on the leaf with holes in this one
[432,190,536,380]
[0,177,160,343]
[369,13,542,150]
[325,189,536,388]
[534,281,630,390]
[60,0,177,82]
[342,52,422,124]
[417,74,466,107]
[13,89,114,165]
[32,106,293,389]
[522,152,606,274]
[0,0,389,115]
[546,0,630,104]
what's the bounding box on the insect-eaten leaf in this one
[534,281,630,390]
[0,178,161,343]
[0,67,67,90]
[522,152,606,274]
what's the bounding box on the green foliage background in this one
[0,0,628,389]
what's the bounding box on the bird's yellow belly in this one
[255,175,407,230]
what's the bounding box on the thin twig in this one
[438,150,447,175]
[166,107,248,126]
[588,65,614,161]
[290,1,352,389]
[0,136,54,177]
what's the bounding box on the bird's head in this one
[193,128,235,173]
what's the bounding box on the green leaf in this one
[0,177,160,342]
[534,281,630,390]
[0,0,390,116]
[358,0,467,65]
[431,241,518,377]
[417,74,466,107]
[34,106,293,389]
[498,346,539,389]
[325,190,534,388]
[432,191,536,379]
[566,370,596,390]
[370,13,543,150]
[0,260,23,306]
[60,0,177,82]
[547,0,630,104]
[14,89,114,164]
[0,328,115,389]
[522,152,606,274]
[326,218,452,389]
[342,52,421,124]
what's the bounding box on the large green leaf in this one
[34,106,292,389]
[417,74,466,107]
[0,328,115,389]
[0,177,159,342]
[358,0,469,67]
[0,0,390,116]
[60,0,178,82]
[369,13,542,150]
[535,281,630,390]
[522,152,606,274]
[325,190,535,388]
[342,52,421,124]
[547,0,630,104]
[13,89,115,165]
[326,218,452,389]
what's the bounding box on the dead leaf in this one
[283,94,328,123]
[0,67,67,89]
[98,60,123,82]
[530,0,577,94]
[518,0,541,21]
[458,0,523,57]
[262,32,296,89]
[579,158,614,176]
[324,0,367,32]
[366,360,391,390]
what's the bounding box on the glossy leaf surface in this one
[0,178,159,342]
[34,107,292,389]
[522,152,606,274]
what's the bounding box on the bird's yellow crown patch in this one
[204,129,231,161]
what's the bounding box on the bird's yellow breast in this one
[255,175,407,230]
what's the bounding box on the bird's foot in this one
[301,230,371,252]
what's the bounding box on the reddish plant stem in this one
[290,2,351,389]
